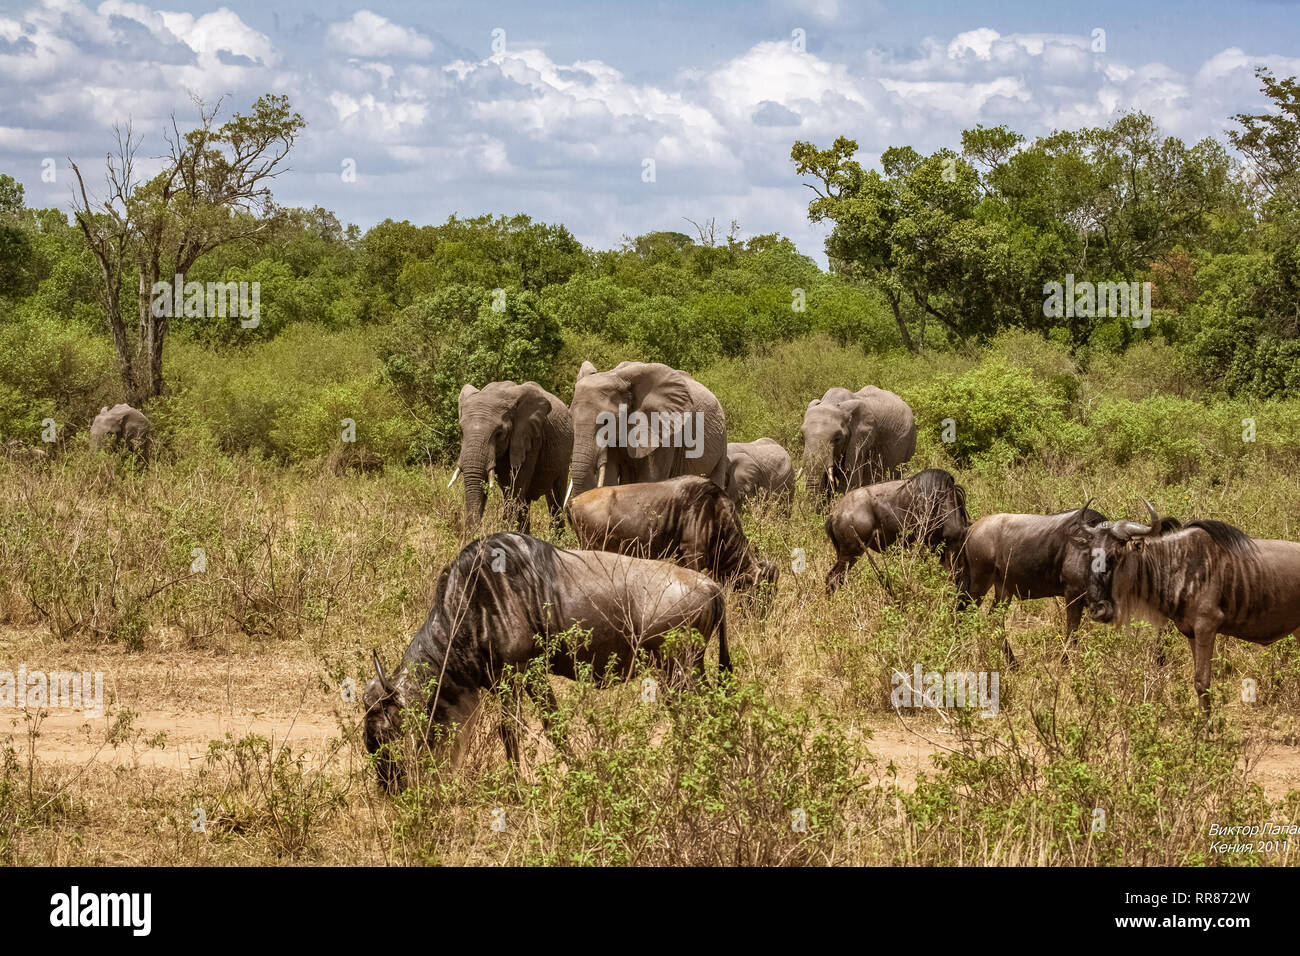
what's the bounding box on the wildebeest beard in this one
[363,534,563,787]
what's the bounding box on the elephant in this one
[568,361,728,501]
[89,404,151,461]
[363,532,730,788]
[725,438,795,514]
[453,381,573,534]
[801,386,915,506]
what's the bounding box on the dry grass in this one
[1,449,1298,865]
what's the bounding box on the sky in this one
[2,0,1299,262]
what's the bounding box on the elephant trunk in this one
[461,464,490,528]
[804,446,836,504]
[570,438,603,500]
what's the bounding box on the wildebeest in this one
[824,468,969,594]
[89,403,151,461]
[956,503,1109,639]
[363,532,730,789]
[567,475,778,593]
[1074,500,1300,714]
[725,438,795,514]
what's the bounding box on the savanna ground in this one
[3,338,1300,867]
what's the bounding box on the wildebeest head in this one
[363,650,410,791]
[1071,498,1173,623]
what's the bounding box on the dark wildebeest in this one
[567,475,779,593]
[824,468,969,594]
[363,533,730,789]
[956,503,1109,639]
[1074,500,1300,715]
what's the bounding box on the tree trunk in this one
[135,265,167,402]
[888,293,917,353]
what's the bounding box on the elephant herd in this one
[450,361,918,533]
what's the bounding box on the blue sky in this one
[3,0,1298,261]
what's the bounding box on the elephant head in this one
[800,395,871,503]
[569,361,695,498]
[457,381,554,527]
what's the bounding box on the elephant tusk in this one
[563,478,573,508]
[488,470,496,489]
[826,467,834,483]
[597,464,606,488]
[447,466,461,488]
[795,466,804,481]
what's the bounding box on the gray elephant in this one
[801,386,915,504]
[568,361,728,500]
[452,381,573,534]
[89,404,151,461]
[725,438,794,513]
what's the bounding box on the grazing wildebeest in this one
[824,468,969,594]
[956,503,1109,639]
[363,533,730,789]
[725,438,795,514]
[1074,500,1300,715]
[567,475,778,593]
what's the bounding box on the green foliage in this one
[915,356,1081,469]
[380,284,563,461]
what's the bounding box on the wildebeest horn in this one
[372,650,390,692]
[447,465,460,488]
[1142,497,1159,526]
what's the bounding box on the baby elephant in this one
[89,404,152,461]
[725,439,795,514]
[568,475,778,593]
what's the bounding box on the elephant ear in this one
[509,385,552,473]
[458,384,479,412]
[577,361,598,381]
[628,367,692,459]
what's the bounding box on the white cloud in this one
[325,10,433,58]
[1,5,1296,260]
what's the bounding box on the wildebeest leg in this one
[991,589,1017,668]
[545,478,566,536]
[528,679,561,744]
[1061,592,1084,664]
[496,686,522,766]
[1190,626,1217,717]
[826,554,858,595]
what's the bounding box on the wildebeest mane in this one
[403,533,561,694]
[1127,517,1261,621]
[906,468,969,542]
[1183,519,1257,554]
